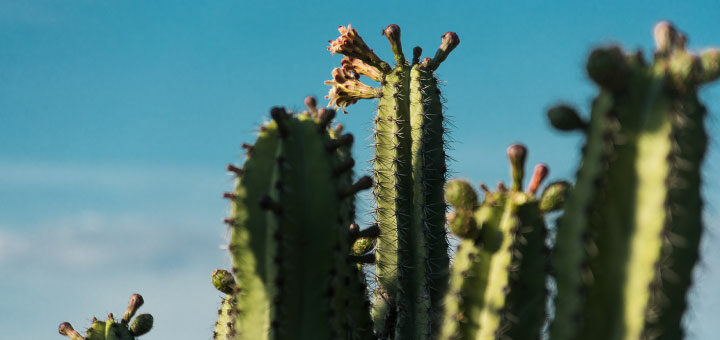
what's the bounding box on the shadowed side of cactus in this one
[58,294,153,340]
[326,24,458,340]
[218,100,374,340]
[548,22,720,340]
[438,145,568,340]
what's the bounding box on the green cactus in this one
[548,21,720,340]
[57,21,720,340]
[218,100,374,340]
[326,24,458,339]
[439,144,567,340]
[58,294,153,340]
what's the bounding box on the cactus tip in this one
[305,96,318,113]
[507,144,527,191]
[130,314,154,337]
[383,24,406,65]
[528,164,549,196]
[539,181,572,213]
[654,21,683,53]
[587,46,630,91]
[428,31,460,70]
[212,269,237,295]
[121,293,144,324]
[445,179,478,210]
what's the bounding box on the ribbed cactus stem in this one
[220,102,373,340]
[409,42,453,337]
[325,25,457,339]
[439,146,558,340]
[549,22,717,340]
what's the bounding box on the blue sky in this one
[1,1,720,339]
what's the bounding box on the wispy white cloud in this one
[0,210,229,272]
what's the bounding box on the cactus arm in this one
[213,295,235,340]
[409,62,450,338]
[476,196,521,339]
[437,238,484,340]
[226,123,281,339]
[271,115,344,339]
[372,64,413,337]
[503,198,548,340]
[549,93,614,340]
[439,199,505,340]
[646,94,705,340]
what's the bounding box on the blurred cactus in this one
[58,294,153,340]
[439,145,563,340]
[549,21,719,340]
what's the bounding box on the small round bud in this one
[547,105,586,132]
[447,210,479,239]
[445,180,478,210]
[129,313,154,337]
[351,237,377,256]
[212,269,237,295]
[539,181,572,212]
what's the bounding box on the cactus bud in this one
[129,313,154,337]
[428,32,460,70]
[212,269,237,295]
[447,210,479,239]
[351,236,377,256]
[507,144,527,191]
[528,164,549,196]
[445,179,478,210]
[547,104,587,132]
[654,21,681,54]
[383,24,406,65]
[412,46,422,65]
[58,322,85,340]
[304,96,318,114]
[539,181,572,213]
[121,293,144,324]
[587,46,630,92]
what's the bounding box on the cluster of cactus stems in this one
[59,21,720,340]
[58,294,153,340]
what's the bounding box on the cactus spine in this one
[548,22,720,340]
[439,145,568,340]
[58,294,153,340]
[326,24,458,339]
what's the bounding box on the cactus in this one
[548,21,720,340]
[326,24,458,339]
[439,144,569,340]
[56,21,719,340]
[58,294,153,340]
[217,99,374,340]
